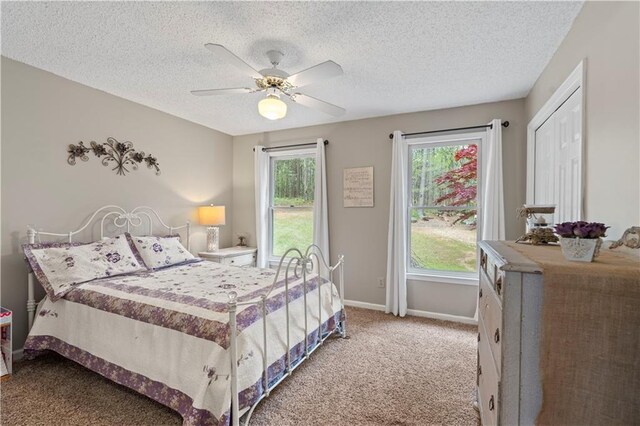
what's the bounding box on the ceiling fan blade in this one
[287,61,343,88]
[191,87,254,96]
[204,43,263,79]
[291,93,346,117]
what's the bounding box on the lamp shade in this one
[258,95,287,120]
[198,205,226,226]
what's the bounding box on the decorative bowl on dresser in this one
[198,246,257,267]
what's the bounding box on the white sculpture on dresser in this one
[610,226,640,249]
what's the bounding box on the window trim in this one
[267,147,316,263]
[406,272,479,286]
[405,131,486,281]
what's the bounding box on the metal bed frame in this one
[26,205,346,426]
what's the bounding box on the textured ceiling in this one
[1,2,583,136]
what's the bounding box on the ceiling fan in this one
[191,44,346,120]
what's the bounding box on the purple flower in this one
[554,222,575,238]
[587,222,609,238]
[554,221,609,239]
[152,243,163,253]
[573,223,590,238]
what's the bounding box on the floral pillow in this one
[23,241,87,273]
[125,233,196,270]
[23,234,146,302]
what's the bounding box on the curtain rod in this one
[253,140,328,152]
[388,121,509,140]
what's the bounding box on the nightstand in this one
[1,307,12,381]
[198,247,257,267]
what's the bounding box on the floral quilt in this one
[25,261,344,425]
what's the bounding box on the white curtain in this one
[475,120,506,321]
[385,130,408,317]
[254,145,270,268]
[481,119,506,241]
[313,138,330,277]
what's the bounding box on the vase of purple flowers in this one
[554,222,609,262]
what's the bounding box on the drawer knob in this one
[479,288,483,298]
[494,328,500,343]
[489,395,495,411]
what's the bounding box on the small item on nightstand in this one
[236,233,247,247]
[0,307,13,380]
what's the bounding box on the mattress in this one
[25,260,344,425]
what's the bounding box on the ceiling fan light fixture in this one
[258,93,287,120]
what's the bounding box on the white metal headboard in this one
[27,205,190,246]
[26,205,191,328]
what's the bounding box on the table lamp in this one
[198,205,225,252]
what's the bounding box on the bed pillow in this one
[22,241,87,273]
[125,233,195,270]
[23,234,146,302]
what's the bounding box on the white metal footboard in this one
[228,244,346,426]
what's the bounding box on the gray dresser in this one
[477,241,543,426]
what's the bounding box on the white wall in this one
[525,1,640,239]
[232,99,527,318]
[1,57,234,348]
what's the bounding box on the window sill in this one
[406,273,479,286]
[268,258,298,269]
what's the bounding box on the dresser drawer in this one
[221,253,256,266]
[479,274,502,376]
[480,249,505,301]
[478,333,500,426]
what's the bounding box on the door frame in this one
[526,59,586,219]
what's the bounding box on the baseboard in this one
[343,300,386,312]
[344,299,477,325]
[406,308,477,325]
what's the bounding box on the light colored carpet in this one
[1,307,479,425]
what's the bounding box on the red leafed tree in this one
[434,144,478,225]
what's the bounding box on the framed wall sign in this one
[343,166,374,207]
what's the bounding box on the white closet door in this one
[556,88,582,222]
[534,116,556,206]
[533,87,582,224]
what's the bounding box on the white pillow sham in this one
[125,233,195,270]
[23,234,146,302]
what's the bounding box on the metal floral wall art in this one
[67,137,160,176]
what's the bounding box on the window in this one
[269,150,315,260]
[408,133,483,278]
